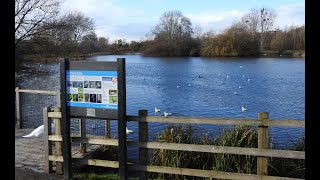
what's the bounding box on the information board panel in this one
[66,70,118,109]
[66,61,119,119]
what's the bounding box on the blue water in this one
[87,54,305,157]
[17,54,305,160]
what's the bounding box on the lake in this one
[16,54,305,159]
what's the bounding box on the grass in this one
[268,136,305,178]
[210,125,258,174]
[149,124,304,179]
[149,124,259,179]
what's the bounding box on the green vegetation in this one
[149,125,259,179]
[149,124,304,179]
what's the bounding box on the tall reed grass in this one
[150,124,304,179]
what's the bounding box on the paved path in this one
[15,128,46,173]
[15,167,64,180]
[15,128,101,179]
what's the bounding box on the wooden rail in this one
[45,108,305,179]
[126,115,305,127]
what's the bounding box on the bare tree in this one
[152,10,193,56]
[59,11,95,43]
[15,0,61,46]
[241,9,259,39]
[80,31,98,53]
[271,30,285,53]
[242,8,277,51]
[97,37,109,52]
[43,11,94,47]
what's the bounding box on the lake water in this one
[16,54,305,159]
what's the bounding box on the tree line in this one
[15,0,305,66]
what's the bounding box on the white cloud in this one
[60,1,305,41]
[186,10,245,33]
[61,0,124,25]
[95,22,156,42]
[275,3,305,29]
[61,0,158,41]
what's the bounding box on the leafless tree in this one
[242,8,277,51]
[15,0,61,46]
[151,10,193,56]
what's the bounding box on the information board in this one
[66,70,118,109]
[65,61,120,119]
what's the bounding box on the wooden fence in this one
[45,109,305,180]
[15,87,60,129]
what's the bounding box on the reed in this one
[150,124,305,179]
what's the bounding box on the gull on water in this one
[155,107,161,113]
[164,112,172,117]
[242,106,247,112]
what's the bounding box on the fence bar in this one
[105,119,110,139]
[139,110,148,179]
[80,118,87,154]
[15,87,21,129]
[43,107,52,173]
[54,107,63,174]
[126,115,304,127]
[257,112,269,175]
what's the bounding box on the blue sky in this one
[61,0,305,42]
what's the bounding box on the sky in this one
[61,0,305,42]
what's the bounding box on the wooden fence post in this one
[117,58,127,180]
[15,87,21,129]
[60,58,72,179]
[43,107,52,173]
[105,119,110,139]
[139,110,148,180]
[56,92,61,108]
[80,118,87,154]
[54,107,63,174]
[257,112,269,175]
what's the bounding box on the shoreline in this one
[19,51,305,62]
